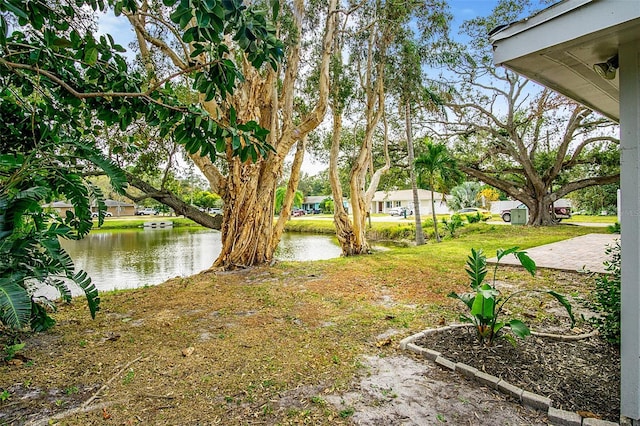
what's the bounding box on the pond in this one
[58,227,342,293]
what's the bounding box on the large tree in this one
[1,0,293,271]
[439,0,619,225]
[327,0,450,255]
[126,0,338,269]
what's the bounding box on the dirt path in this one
[327,354,549,426]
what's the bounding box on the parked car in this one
[136,207,159,216]
[91,211,113,218]
[388,206,413,216]
[292,209,306,217]
[500,203,571,222]
[456,207,492,221]
[208,208,223,215]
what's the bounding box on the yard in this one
[0,223,615,425]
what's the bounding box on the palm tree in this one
[414,141,463,242]
[448,182,482,211]
[275,187,304,214]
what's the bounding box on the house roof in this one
[89,199,135,207]
[104,199,134,207]
[303,195,330,204]
[371,189,445,202]
[490,0,640,122]
[44,201,73,208]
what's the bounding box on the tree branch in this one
[125,172,223,229]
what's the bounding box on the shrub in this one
[590,240,621,345]
[449,247,574,345]
[0,140,126,331]
[441,215,463,238]
[607,222,620,234]
[465,212,482,224]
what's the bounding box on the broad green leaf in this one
[508,319,531,339]
[448,291,475,310]
[0,278,31,330]
[216,138,226,153]
[515,251,536,276]
[84,46,98,65]
[471,284,495,321]
[3,1,28,19]
[547,290,575,327]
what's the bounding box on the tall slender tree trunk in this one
[430,187,440,242]
[405,103,425,245]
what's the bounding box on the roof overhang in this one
[490,0,640,122]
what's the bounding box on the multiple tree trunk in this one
[128,0,338,269]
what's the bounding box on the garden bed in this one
[412,325,619,422]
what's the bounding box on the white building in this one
[490,0,639,420]
[370,189,452,215]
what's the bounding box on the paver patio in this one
[489,233,619,274]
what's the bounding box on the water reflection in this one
[59,228,341,292]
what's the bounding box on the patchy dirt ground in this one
[0,246,611,425]
[327,353,549,425]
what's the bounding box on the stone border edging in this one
[399,325,619,426]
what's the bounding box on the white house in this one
[490,0,639,420]
[370,189,452,215]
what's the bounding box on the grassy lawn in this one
[565,214,618,224]
[0,223,610,424]
[92,216,203,229]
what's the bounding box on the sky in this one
[96,0,503,175]
[97,0,501,59]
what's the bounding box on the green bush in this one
[590,240,621,345]
[441,215,463,238]
[466,212,482,224]
[607,222,620,234]
[449,247,574,345]
[0,140,125,331]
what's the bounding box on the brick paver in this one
[488,233,619,273]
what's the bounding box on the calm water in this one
[59,228,342,293]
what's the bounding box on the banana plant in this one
[448,247,575,345]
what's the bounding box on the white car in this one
[136,208,159,215]
[91,211,112,218]
[388,206,413,216]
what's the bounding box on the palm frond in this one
[0,276,31,329]
[75,143,128,194]
[73,270,100,319]
[45,277,73,303]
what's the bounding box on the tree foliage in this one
[440,0,619,225]
[1,0,282,162]
[1,0,292,270]
[414,140,462,242]
[447,182,482,211]
[0,91,127,330]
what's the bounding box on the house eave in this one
[490,0,640,122]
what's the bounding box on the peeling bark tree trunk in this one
[329,112,357,255]
[130,0,338,269]
[328,10,391,256]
